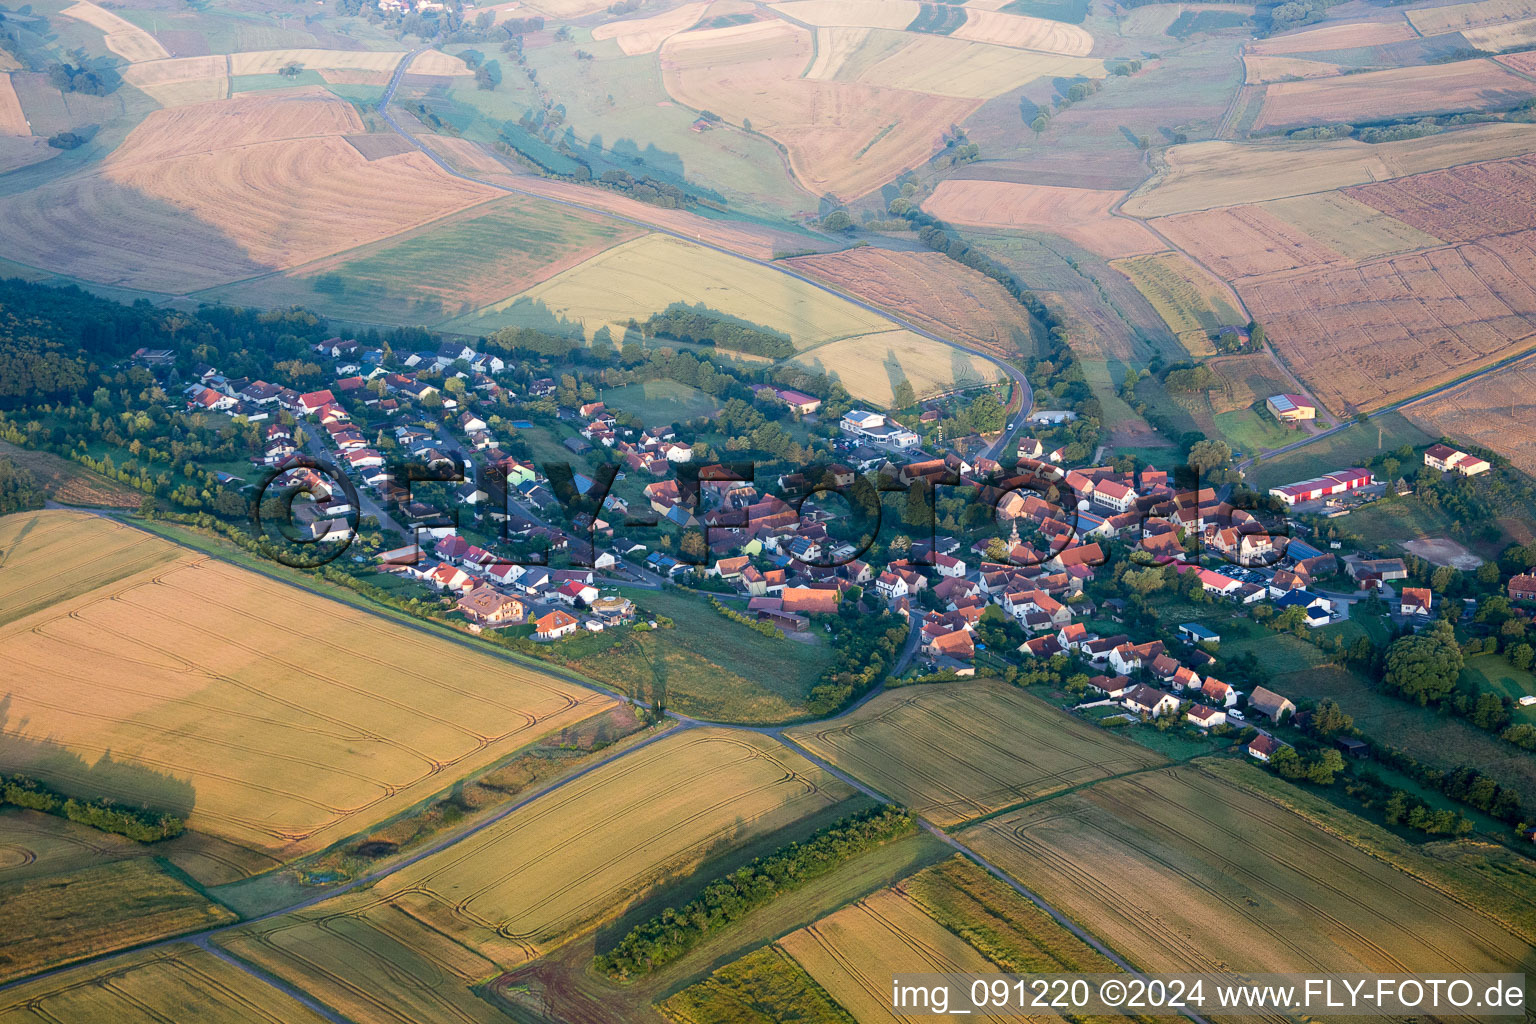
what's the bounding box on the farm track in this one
[0,515,1220,1024]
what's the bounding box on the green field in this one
[604,379,721,424]
[1462,655,1536,725]
[1212,408,1302,455]
[1247,413,1433,492]
[1275,662,1536,799]
[553,586,838,723]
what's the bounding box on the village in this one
[151,337,1536,779]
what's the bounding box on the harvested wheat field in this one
[447,232,891,344]
[1245,238,1536,412]
[787,683,1164,827]
[0,73,26,134]
[786,248,1039,359]
[851,34,1104,100]
[1496,48,1536,76]
[1248,18,1413,54]
[1207,352,1296,413]
[59,1,169,62]
[771,0,921,28]
[230,48,469,77]
[0,511,614,879]
[1472,15,1536,48]
[1151,205,1345,279]
[777,889,1011,1024]
[218,892,509,1024]
[1346,154,1536,244]
[1124,123,1536,216]
[593,1,710,54]
[1242,53,1341,83]
[1110,251,1247,355]
[1408,0,1536,34]
[1259,192,1442,260]
[0,94,498,292]
[1252,60,1535,132]
[1404,356,1536,476]
[660,18,978,198]
[371,729,851,966]
[792,330,1002,405]
[953,8,1094,53]
[925,180,1162,258]
[121,55,228,106]
[0,944,333,1024]
[0,135,52,174]
[963,763,1536,976]
[804,25,870,78]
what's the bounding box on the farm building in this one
[1265,394,1316,422]
[1423,443,1490,477]
[1178,623,1220,645]
[1268,468,1373,506]
[1248,686,1296,723]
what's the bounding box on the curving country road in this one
[374,51,1033,462]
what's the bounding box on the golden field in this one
[786,248,1040,359]
[0,511,614,881]
[1407,0,1536,34]
[370,729,851,966]
[790,329,1004,406]
[923,180,1163,258]
[448,232,893,345]
[660,19,979,199]
[0,511,179,626]
[1122,123,1536,217]
[1403,355,1536,477]
[1259,192,1442,261]
[1247,18,1413,53]
[592,1,710,54]
[0,73,26,134]
[218,891,508,1024]
[1252,60,1535,132]
[0,93,499,292]
[776,888,1011,1024]
[0,945,332,1024]
[786,683,1164,827]
[961,763,1536,976]
[120,56,228,107]
[59,1,168,62]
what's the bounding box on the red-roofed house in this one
[533,609,579,640]
[298,389,336,415]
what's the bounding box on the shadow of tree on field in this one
[0,696,197,817]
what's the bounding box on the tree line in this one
[0,774,185,842]
[594,805,915,979]
[642,302,795,359]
